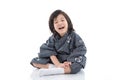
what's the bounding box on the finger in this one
[69,62,72,65]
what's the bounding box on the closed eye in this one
[54,21,58,24]
[61,19,64,22]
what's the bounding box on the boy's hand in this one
[63,61,71,68]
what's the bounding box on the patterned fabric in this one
[31,31,87,73]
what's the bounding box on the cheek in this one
[54,24,59,29]
[66,22,68,25]
[54,26,58,31]
[54,23,57,28]
[53,24,56,28]
[64,21,68,26]
[65,23,68,29]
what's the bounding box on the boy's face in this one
[53,14,68,37]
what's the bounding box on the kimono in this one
[31,31,87,74]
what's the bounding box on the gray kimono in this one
[31,31,87,74]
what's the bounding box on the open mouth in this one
[58,27,64,30]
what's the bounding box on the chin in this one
[59,32,66,36]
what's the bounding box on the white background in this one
[0,0,120,80]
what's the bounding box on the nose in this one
[57,21,62,26]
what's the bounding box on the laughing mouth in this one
[59,27,64,30]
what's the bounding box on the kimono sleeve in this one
[38,36,57,58]
[67,34,87,68]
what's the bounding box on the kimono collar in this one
[54,32,69,40]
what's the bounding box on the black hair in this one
[49,9,74,36]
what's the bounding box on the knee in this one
[30,57,38,65]
[30,57,39,68]
[30,57,50,64]
[70,63,82,74]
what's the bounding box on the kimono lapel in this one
[54,33,71,54]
